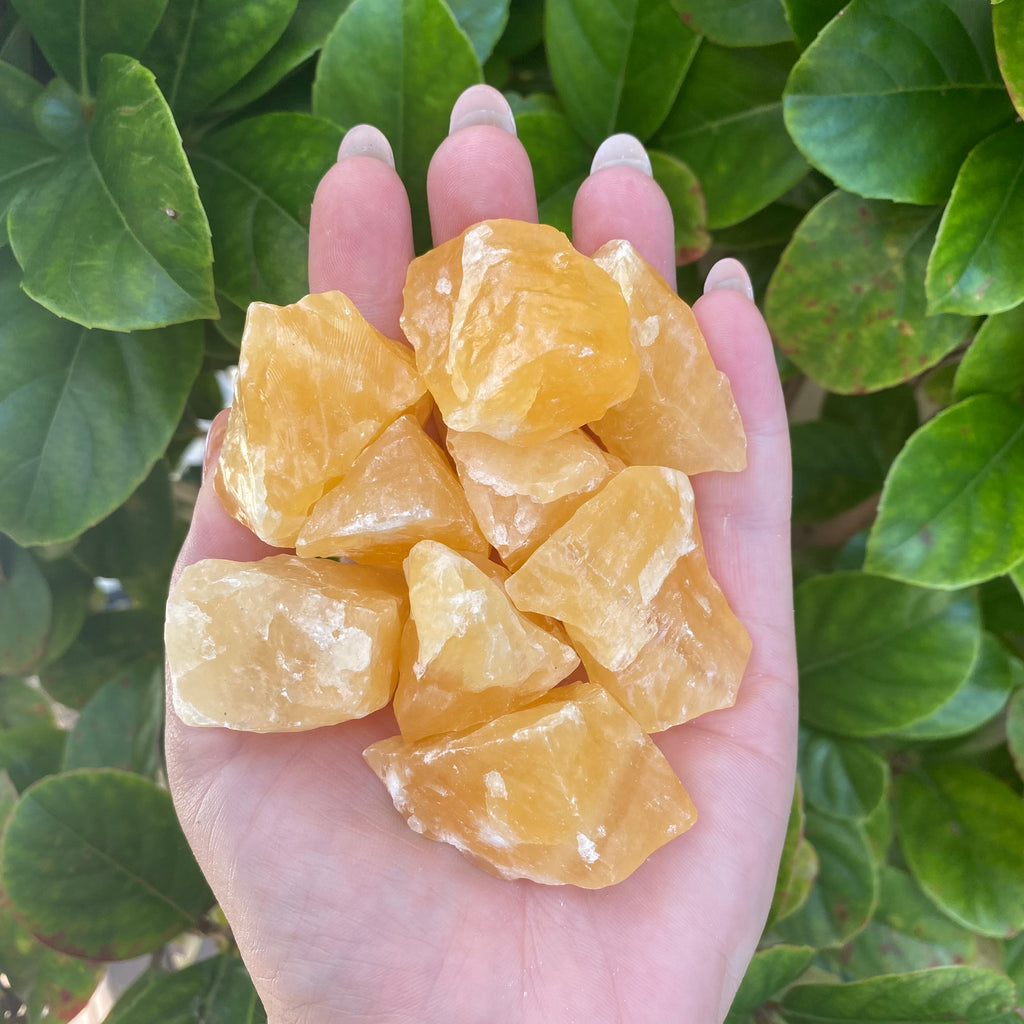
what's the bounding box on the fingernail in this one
[449,84,517,136]
[703,257,755,301]
[591,133,652,177]
[337,124,396,168]
[202,412,229,483]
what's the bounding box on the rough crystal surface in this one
[296,415,487,566]
[216,292,427,546]
[364,682,696,887]
[166,555,407,731]
[590,240,746,474]
[400,219,639,444]
[394,541,579,742]
[505,465,697,672]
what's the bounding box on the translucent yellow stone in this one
[364,682,696,887]
[295,415,488,567]
[505,466,697,672]
[447,429,623,570]
[216,292,427,546]
[400,219,639,444]
[394,541,579,742]
[165,555,407,731]
[590,240,746,474]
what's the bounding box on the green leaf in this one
[783,0,1016,205]
[0,766,16,823]
[926,124,1024,316]
[142,0,297,121]
[953,303,1024,403]
[725,945,815,1024]
[0,679,54,729]
[1,769,214,959]
[774,809,879,948]
[191,113,342,309]
[0,249,203,546]
[893,633,1015,741]
[994,0,1024,118]
[1007,687,1024,785]
[38,559,94,666]
[0,724,65,791]
[820,386,919,471]
[0,58,43,132]
[211,0,354,113]
[895,764,1024,937]
[448,0,510,63]
[0,128,58,246]
[782,967,1021,1022]
[62,658,163,778]
[1006,932,1024,1002]
[766,192,973,392]
[865,395,1024,588]
[796,572,980,737]
[312,0,482,250]
[515,107,590,235]
[0,536,51,674]
[654,42,807,228]
[545,0,698,146]
[799,730,888,822]
[9,0,167,95]
[862,791,891,863]
[768,777,819,928]
[104,955,266,1024]
[1013,560,1024,604]
[648,150,709,263]
[781,0,845,50]
[669,0,792,46]
[32,77,86,149]
[7,56,217,331]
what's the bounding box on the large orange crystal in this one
[165,555,407,731]
[364,682,696,887]
[589,240,746,475]
[295,415,487,567]
[216,292,427,547]
[400,219,639,444]
[394,541,579,742]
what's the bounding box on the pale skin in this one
[166,86,797,1024]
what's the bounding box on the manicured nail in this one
[337,124,396,168]
[703,257,755,301]
[449,84,517,135]
[591,133,652,176]
[202,412,229,483]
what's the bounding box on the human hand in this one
[165,84,797,1024]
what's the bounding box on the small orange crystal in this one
[364,682,696,887]
[400,219,639,444]
[216,292,427,546]
[165,555,407,731]
[296,415,487,567]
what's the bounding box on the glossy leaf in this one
[143,0,297,120]
[38,559,94,666]
[0,249,203,546]
[648,150,709,263]
[926,125,1024,316]
[766,192,972,392]
[994,0,1024,117]
[32,77,85,149]
[669,0,791,46]
[865,395,1024,588]
[654,42,807,228]
[783,0,1016,204]
[0,58,42,131]
[894,633,1015,741]
[1006,932,1024,1002]
[895,765,1024,937]
[862,791,891,864]
[9,0,167,94]
[797,572,979,737]
[546,0,698,145]
[7,56,217,331]
[515,107,590,235]
[449,0,509,62]
[1008,687,1024,785]
[312,0,482,249]
[0,128,58,246]
[191,113,342,309]
[0,536,51,674]
[0,679,54,729]
[953,302,1024,403]
[1,770,214,959]
[781,0,844,50]
[0,724,65,791]
[783,967,1021,1023]
[768,778,819,928]
[725,945,815,1024]
[820,385,919,471]
[799,730,888,822]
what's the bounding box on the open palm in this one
[165,86,797,1024]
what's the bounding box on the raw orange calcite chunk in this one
[296,415,487,567]
[590,240,746,474]
[400,219,639,444]
[446,429,623,570]
[365,682,696,887]
[394,541,578,742]
[165,555,407,731]
[216,292,427,546]
[505,465,697,672]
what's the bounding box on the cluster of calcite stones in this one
[165,220,750,888]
